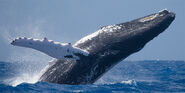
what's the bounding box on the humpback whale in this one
[11,9,175,85]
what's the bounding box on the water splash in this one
[0,19,52,86]
[7,73,40,87]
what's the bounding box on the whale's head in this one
[74,9,175,60]
[113,9,176,53]
[130,9,175,42]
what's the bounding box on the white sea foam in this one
[7,73,40,87]
[121,80,137,86]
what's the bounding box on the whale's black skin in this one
[39,10,175,84]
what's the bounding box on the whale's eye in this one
[139,14,158,22]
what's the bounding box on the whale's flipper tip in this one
[10,40,14,45]
[10,38,21,45]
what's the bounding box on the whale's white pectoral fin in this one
[11,37,89,60]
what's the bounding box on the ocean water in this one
[0,60,185,93]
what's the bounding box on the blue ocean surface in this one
[0,60,185,93]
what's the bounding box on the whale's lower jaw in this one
[39,9,175,84]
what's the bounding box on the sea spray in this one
[0,20,53,86]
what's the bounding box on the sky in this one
[0,0,184,62]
